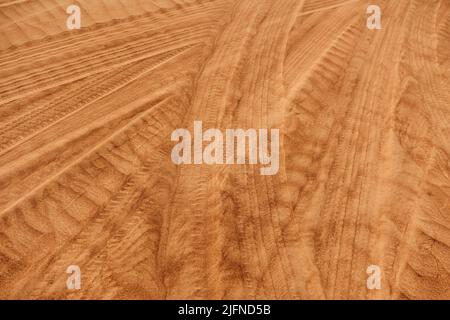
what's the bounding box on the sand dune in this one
[0,0,449,299]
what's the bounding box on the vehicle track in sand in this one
[0,0,449,299]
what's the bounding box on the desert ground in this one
[0,0,449,299]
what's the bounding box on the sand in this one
[0,0,449,299]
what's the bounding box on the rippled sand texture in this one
[0,0,449,299]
